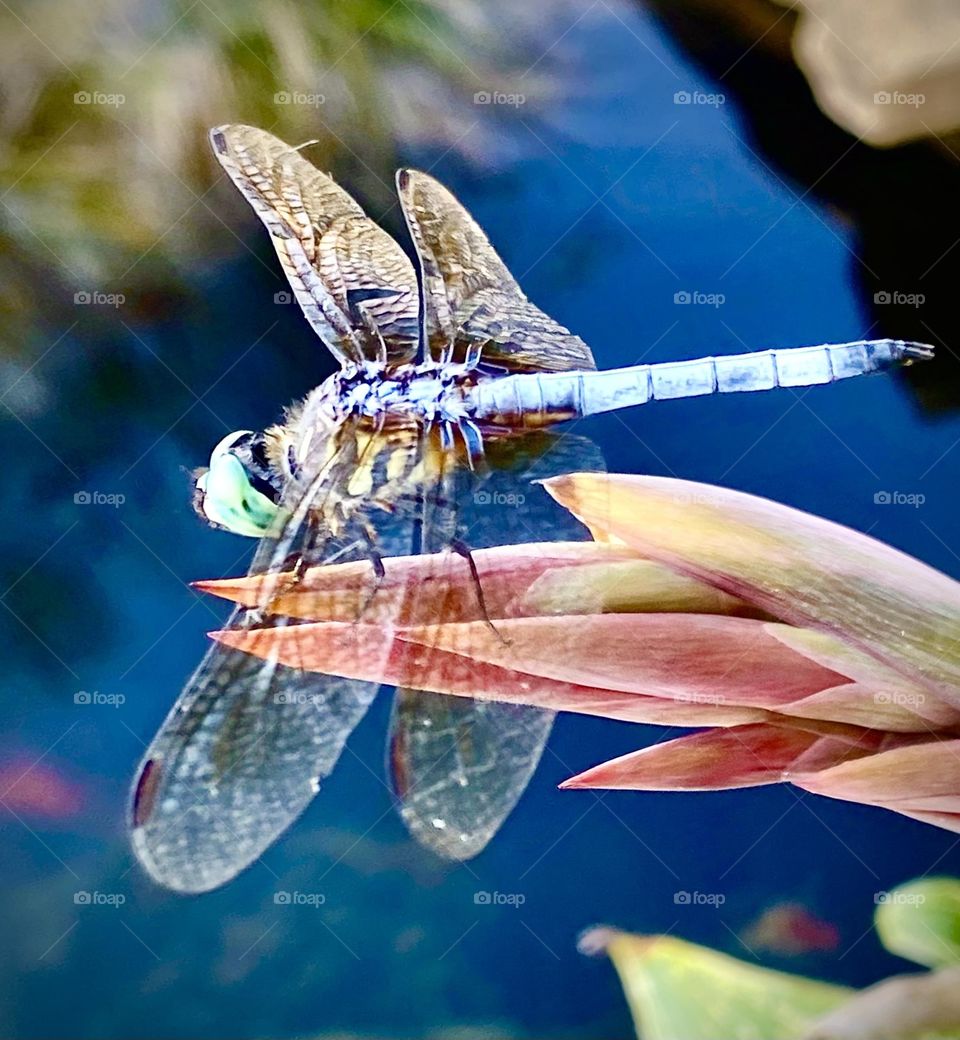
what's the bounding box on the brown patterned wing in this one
[397,169,596,373]
[211,125,419,365]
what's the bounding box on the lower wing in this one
[130,624,383,893]
[386,431,606,859]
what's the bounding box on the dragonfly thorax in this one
[315,359,478,426]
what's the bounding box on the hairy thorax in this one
[313,360,479,426]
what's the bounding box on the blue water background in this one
[4,5,959,1038]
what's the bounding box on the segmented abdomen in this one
[467,340,933,426]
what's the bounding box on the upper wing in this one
[397,168,596,372]
[129,414,418,893]
[211,125,420,366]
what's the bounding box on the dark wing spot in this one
[387,724,410,799]
[131,757,163,828]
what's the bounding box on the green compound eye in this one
[196,434,282,538]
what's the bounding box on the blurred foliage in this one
[0,0,536,362]
[582,927,851,1040]
[0,0,572,692]
[588,877,960,1039]
[876,878,960,971]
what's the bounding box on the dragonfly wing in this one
[386,433,605,859]
[130,416,415,893]
[389,686,555,860]
[211,125,419,365]
[130,630,381,893]
[397,168,596,372]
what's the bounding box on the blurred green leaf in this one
[875,879,960,969]
[582,927,851,1040]
[0,0,511,360]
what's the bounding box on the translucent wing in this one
[130,411,421,893]
[211,125,420,365]
[397,168,596,372]
[387,432,605,859]
[130,633,380,893]
[385,175,599,857]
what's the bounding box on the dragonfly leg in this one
[262,542,315,616]
[353,516,387,622]
[450,537,509,645]
[456,419,486,472]
[440,337,457,366]
[463,341,485,370]
[439,420,456,454]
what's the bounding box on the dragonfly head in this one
[192,429,285,538]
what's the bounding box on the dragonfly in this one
[130,124,933,893]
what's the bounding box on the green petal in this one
[875,878,960,968]
[582,928,851,1040]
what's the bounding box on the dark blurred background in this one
[2,0,959,1037]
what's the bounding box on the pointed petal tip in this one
[577,925,622,956]
[191,576,249,603]
[536,473,581,497]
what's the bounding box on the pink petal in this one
[775,681,957,733]
[542,474,960,703]
[794,737,960,806]
[559,723,884,791]
[765,625,956,730]
[398,613,848,707]
[210,622,771,726]
[196,542,639,624]
[194,541,754,626]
